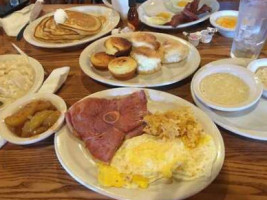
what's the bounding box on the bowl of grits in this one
[247,58,267,98]
[192,64,263,111]
[210,10,238,38]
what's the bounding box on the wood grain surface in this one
[0,2,267,200]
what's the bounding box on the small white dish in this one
[0,93,67,145]
[192,64,263,112]
[247,58,267,98]
[210,10,238,38]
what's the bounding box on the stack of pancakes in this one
[34,10,103,43]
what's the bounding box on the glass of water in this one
[230,0,267,59]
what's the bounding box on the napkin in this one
[0,136,7,149]
[0,4,34,37]
[38,67,70,94]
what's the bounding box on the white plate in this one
[79,32,200,87]
[192,64,263,111]
[24,6,120,48]
[55,88,225,200]
[191,58,267,141]
[0,93,67,145]
[0,54,44,110]
[138,0,220,29]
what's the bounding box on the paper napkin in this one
[0,4,34,37]
[38,66,70,94]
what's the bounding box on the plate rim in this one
[138,0,220,30]
[190,58,267,141]
[79,32,201,87]
[23,5,120,49]
[54,87,225,200]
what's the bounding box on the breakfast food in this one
[90,52,115,70]
[216,16,237,29]
[169,0,212,27]
[5,100,60,137]
[97,107,216,188]
[104,37,132,56]
[131,46,162,74]
[34,10,103,43]
[0,57,35,108]
[108,57,137,80]
[255,67,267,88]
[90,32,191,80]
[160,40,189,63]
[131,32,160,50]
[66,91,148,163]
[200,73,250,105]
[66,90,217,189]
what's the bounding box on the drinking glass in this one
[230,0,267,59]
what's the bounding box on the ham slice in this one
[66,91,148,163]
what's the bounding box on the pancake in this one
[58,10,102,36]
[34,17,85,43]
[34,10,103,43]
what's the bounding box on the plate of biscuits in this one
[23,6,120,48]
[79,32,200,87]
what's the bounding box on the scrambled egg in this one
[97,108,216,189]
[98,134,186,188]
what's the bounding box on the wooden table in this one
[1,2,267,200]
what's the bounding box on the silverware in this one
[16,0,43,41]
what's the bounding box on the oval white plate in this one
[138,0,220,29]
[191,58,267,141]
[79,32,200,87]
[24,6,120,48]
[0,54,44,110]
[209,10,238,38]
[0,93,67,145]
[192,64,263,111]
[247,58,267,98]
[55,88,224,200]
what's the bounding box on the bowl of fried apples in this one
[0,93,67,145]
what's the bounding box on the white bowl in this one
[247,58,267,98]
[210,10,238,38]
[192,64,263,112]
[0,93,67,145]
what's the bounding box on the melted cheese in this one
[200,73,250,106]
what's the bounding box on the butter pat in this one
[54,9,68,24]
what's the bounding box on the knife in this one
[16,0,44,41]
